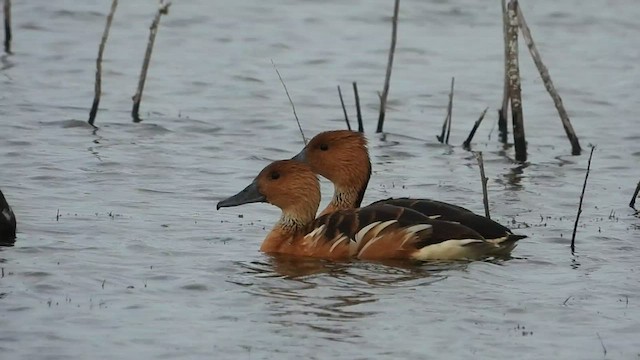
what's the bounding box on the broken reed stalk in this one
[88,0,118,127]
[437,77,455,144]
[506,0,526,162]
[498,0,509,143]
[376,0,400,133]
[353,82,364,133]
[517,5,581,156]
[131,0,171,123]
[463,107,489,150]
[272,60,306,144]
[337,85,351,131]
[571,146,595,254]
[475,152,491,219]
[630,179,640,210]
[3,0,11,54]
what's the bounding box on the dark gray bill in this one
[291,148,307,163]
[216,180,266,210]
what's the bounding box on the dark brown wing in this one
[368,197,517,240]
[306,204,486,260]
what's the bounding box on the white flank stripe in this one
[355,221,381,243]
[304,225,326,240]
[2,208,10,221]
[487,235,508,245]
[357,235,384,257]
[405,224,432,234]
[329,236,346,253]
[428,215,441,219]
[372,220,397,237]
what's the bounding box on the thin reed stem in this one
[475,152,491,219]
[131,0,171,123]
[376,0,400,133]
[3,0,11,54]
[517,5,581,155]
[630,179,640,210]
[337,85,351,131]
[498,0,509,143]
[272,60,305,144]
[463,107,489,150]
[571,146,595,254]
[88,0,118,127]
[353,82,364,133]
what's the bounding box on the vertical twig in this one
[463,107,489,150]
[517,5,581,155]
[376,0,400,133]
[507,0,526,161]
[337,85,351,131]
[475,152,491,219]
[498,0,509,143]
[88,0,118,127]
[272,60,305,145]
[3,0,11,54]
[437,77,454,144]
[596,333,607,357]
[353,82,364,133]
[131,1,171,123]
[571,146,595,254]
[629,179,640,210]
[444,77,454,144]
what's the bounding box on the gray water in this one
[1,0,639,359]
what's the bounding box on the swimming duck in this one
[0,189,17,246]
[292,130,525,242]
[217,160,521,261]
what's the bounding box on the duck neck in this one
[321,166,371,216]
[261,207,316,252]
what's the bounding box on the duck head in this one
[292,130,371,211]
[217,160,320,228]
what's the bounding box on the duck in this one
[291,130,525,242]
[0,189,17,246]
[217,160,522,261]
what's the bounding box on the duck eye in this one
[270,171,280,180]
[320,144,329,151]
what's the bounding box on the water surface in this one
[1,0,639,359]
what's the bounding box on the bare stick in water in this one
[517,5,581,155]
[506,0,526,161]
[630,179,640,210]
[337,85,351,131]
[353,82,364,133]
[498,0,509,143]
[376,0,400,133]
[131,0,171,123]
[596,332,607,357]
[571,146,595,254]
[463,107,489,150]
[437,77,455,144]
[475,152,491,219]
[272,60,306,144]
[88,0,118,127]
[3,0,11,54]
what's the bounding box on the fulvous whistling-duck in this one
[217,160,521,261]
[292,130,526,243]
[0,189,17,246]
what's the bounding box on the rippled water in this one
[1,0,639,359]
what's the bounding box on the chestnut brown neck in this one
[321,161,371,215]
[261,205,317,252]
